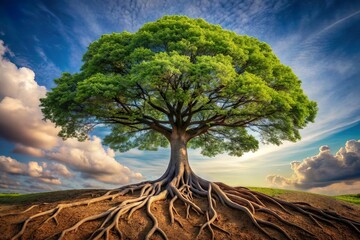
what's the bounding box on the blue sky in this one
[0,0,359,195]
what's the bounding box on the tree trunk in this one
[162,133,193,182]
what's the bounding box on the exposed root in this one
[196,183,230,240]
[145,190,168,240]
[1,205,39,218]
[7,172,360,240]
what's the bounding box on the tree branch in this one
[136,83,170,116]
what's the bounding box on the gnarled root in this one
[7,173,360,240]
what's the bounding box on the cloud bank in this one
[0,40,142,191]
[0,155,71,185]
[47,137,142,184]
[0,42,58,150]
[268,140,360,193]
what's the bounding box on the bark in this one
[161,132,193,183]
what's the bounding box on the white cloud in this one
[0,155,66,185]
[48,163,74,178]
[0,40,142,190]
[307,180,360,196]
[28,161,43,177]
[267,140,360,193]
[0,173,22,190]
[13,144,44,157]
[0,156,25,175]
[47,136,142,184]
[0,43,58,149]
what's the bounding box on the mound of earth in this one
[0,186,359,240]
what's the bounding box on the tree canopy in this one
[41,15,317,157]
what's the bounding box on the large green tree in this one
[31,16,357,240]
[41,16,316,179]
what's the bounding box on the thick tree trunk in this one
[161,133,193,183]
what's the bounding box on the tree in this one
[41,16,317,180]
[12,16,359,240]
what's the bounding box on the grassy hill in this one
[248,187,360,205]
[333,194,360,205]
[1,187,359,240]
[1,187,359,205]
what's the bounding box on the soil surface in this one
[0,188,359,240]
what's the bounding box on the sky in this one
[0,0,359,195]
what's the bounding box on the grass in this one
[0,193,22,197]
[249,187,360,206]
[1,188,292,205]
[0,192,53,204]
[334,194,360,205]
[1,188,359,205]
[0,189,96,205]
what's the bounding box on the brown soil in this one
[0,188,359,240]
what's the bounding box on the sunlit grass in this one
[0,193,22,197]
[0,192,50,204]
[334,194,360,205]
[1,189,359,205]
[0,190,92,204]
[249,187,360,205]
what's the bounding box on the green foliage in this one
[41,15,317,156]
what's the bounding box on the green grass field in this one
[333,194,360,205]
[0,192,53,204]
[0,190,93,204]
[1,188,359,205]
[248,188,360,205]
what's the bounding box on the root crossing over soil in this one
[6,169,360,240]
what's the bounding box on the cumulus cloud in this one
[47,137,142,184]
[0,40,58,149]
[0,40,142,190]
[0,173,22,190]
[267,140,360,191]
[0,155,68,185]
[0,156,25,175]
[307,180,360,196]
[48,163,74,178]
[13,144,45,157]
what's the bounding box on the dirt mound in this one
[274,190,360,222]
[0,187,359,240]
